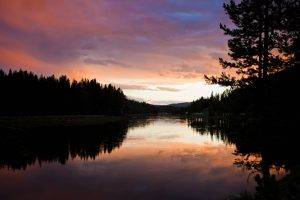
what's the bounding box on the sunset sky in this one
[0,0,230,104]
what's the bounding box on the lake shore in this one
[0,115,126,129]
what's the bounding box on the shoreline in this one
[0,115,126,129]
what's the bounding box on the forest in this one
[0,69,157,116]
[189,66,300,120]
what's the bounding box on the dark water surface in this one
[0,117,267,200]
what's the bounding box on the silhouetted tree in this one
[205,0,300,87]
[278,0,300,68]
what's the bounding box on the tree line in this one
[0,68,166,116]
[0,69,128,115]
[189,66,300,118]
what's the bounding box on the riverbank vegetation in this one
[0,115,125,129]
[189,66,300,120]
[189,0,299,122]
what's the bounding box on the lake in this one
[0,116,272,200]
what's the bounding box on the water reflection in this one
[0,117,259,200]
[188,117,300,200]
[0,121,131,170]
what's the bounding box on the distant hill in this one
[148,102,190,114]
[168,102,191,108]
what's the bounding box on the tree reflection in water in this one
[0,118,151,171]
[188,116,300,200]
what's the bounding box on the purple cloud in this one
[0,0,228,79]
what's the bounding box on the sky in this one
[0,0,230,105]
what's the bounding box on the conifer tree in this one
[205,0,300,87]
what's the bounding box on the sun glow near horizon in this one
[0,0,229,104]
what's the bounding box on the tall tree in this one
[278,0,300,68]
[205,0,300,87]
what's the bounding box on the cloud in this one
[84,58,130,68]
[113,84,155,91]
[126,95,146,102]
[0,0,227,82]
[156,86,181,92]
[114,84,181,92]
[158,134,180,139]
[156,63,215,80]
[174,64,205,74]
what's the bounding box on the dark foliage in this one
[189,92,227,115]
[125,100,186,115]
[0,69,126,115]
[190,66,300,118]
[125,99,158,115]
[205,0,300,86]
[154,105,186,115]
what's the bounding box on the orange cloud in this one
[0,0,228,103]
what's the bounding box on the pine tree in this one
[278,0,300,68]
[205,0,299,87]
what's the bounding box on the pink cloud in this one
[0,0,228,83]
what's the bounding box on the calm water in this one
[0,117,256,200]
